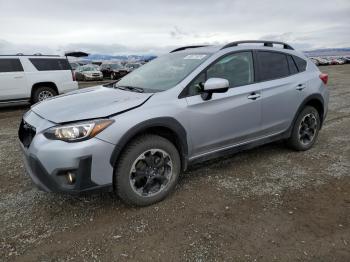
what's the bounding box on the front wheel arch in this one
[110,117,189,172]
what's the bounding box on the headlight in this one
[44,119,114,142]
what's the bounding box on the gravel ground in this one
[0,65,349,261]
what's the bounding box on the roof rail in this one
[221,40,294,50]
[170,45,208,53]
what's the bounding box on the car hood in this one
[31,86,153,123]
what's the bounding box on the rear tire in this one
[114,134,181,206]
[32,86,57,104]
[287,106,321,151]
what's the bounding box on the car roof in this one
[171,40,306,59]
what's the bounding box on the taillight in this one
[71,70,76,81]
[319,73,328,85]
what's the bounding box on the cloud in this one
[0,0,349,54]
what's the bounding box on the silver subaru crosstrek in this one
[19,40,329,206]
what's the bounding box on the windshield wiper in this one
[115,85,144,93]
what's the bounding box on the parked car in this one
[0,55,78,106]
[309,57,319,66]
[125,62,142,72]
[314,57,330,66]
[331,58,345,65]
[75,65,103,81]
[18,40,329,206]
[100,63,129,79]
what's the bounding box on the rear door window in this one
[292,56,307,72]
[0,59,24,73]
[256,51,289,81]
[29,58,71,71]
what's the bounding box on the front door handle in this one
[14,76,23,79]
[296,83,306,91]
[247,92,261,100]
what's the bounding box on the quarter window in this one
[29,58,71,71]
[287,55,298,74]
[293,56,307,72]
[0,59,24,73]
[257,51,289,81]
[188,52,254,96]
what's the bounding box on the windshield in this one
[116,53,209,92]
[110,64,122,69]
[128,63,140,68]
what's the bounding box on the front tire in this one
[114,135,181,206]
[287,106,321,151]
[32,86,57,104]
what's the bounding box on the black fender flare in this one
[287,94,325,136]
[109,117,188,170]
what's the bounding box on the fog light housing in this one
[66,172,76,185]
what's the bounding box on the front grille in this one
[18,120,36,148]
[92,73,100,76]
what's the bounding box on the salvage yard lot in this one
[0,65,349,261]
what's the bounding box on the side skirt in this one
[188,130,290,166]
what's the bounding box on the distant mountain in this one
[74,48,350,62]
[85,54,157,62]
[304,48,350,57]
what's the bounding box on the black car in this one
[100,63,129,80]
[125,62,142,72]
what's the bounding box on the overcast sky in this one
[0,0,349,55]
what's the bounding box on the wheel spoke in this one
[142,178,156,194]
[144,154,154,166]
[153,175,168,184]
[134,170,147,179]
[154,156,165,168]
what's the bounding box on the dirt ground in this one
[0,65,349,261]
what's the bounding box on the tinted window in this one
[0,59,23,73]
[293,56,307,72]
[257,51,289,81]
[29,58,71,71]
[287,55,298,74]
[207,52,254,87]
[187,52,254,96]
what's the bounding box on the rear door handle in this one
[14,76,23,79]
[296,83,306,91]
[247,92,261,100]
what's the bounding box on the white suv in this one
[0,55,78,106]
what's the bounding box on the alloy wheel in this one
[129,149,173,197]
[38,90,54,101]
[298,113,318,145]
